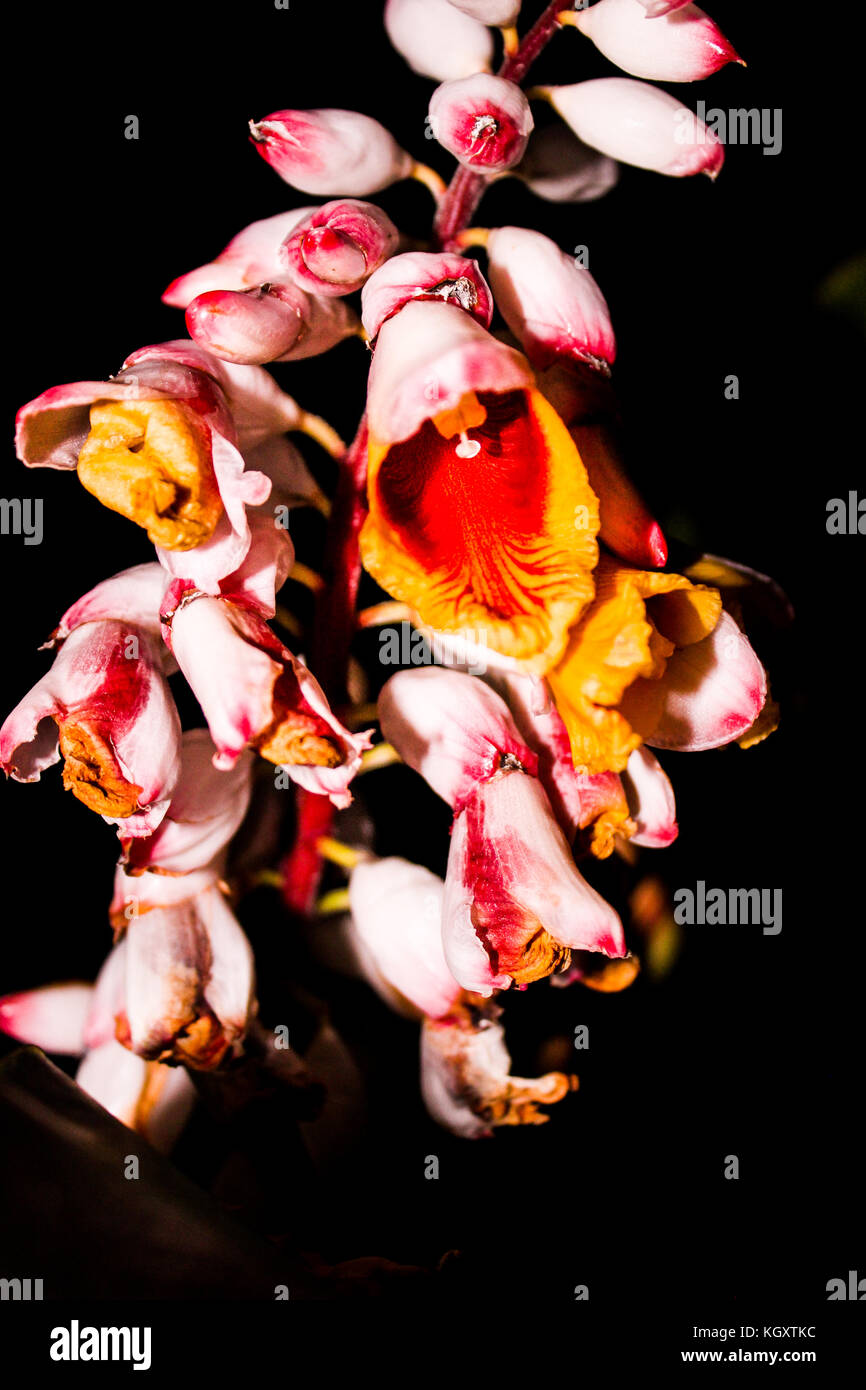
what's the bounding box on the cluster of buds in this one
[2,0,779,1151]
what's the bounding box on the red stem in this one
[279,416,369,914]
[433,0,567,248]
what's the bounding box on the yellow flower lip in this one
[549,557,722,775]
[77,399,222,551]
[361,385,601,672]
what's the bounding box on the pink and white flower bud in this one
[0,618,181,837]
[249,108,412,196]
[421,1003,573,1138]
[185,281,358,366]
[428,75,533,171]
[572,0,741,82]
[280,200,399,298]
[163,209,316,308]
[161,583,372,804]
[485,225,616,372]
[378,667,537,810]
[447,0,521,23]
[123,730,254,876]
[543,78,724,178]
[621,745,678,847]
[620,609,768,751]
[348,857,461,1020]
[366,299,531,445]
[385,0,493,81]
[516,123,619,203]
[0,983,93,1054]
[361,251,493,342]
[442,770,626,994]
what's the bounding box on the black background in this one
[1,0,863,1317]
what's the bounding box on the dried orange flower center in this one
[58,720,141,817]
[77,399,222,551]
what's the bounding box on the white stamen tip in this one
[455,431,481,459]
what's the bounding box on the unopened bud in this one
[280,200,399,297]
[249,108,412,196]
[428,74,533,172]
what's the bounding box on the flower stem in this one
[433,0,569,248]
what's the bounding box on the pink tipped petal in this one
[574,0,742,82]
[123,729,254,876]
[249,107,412,196]
[385,0,493,81]
[280,200,400,297]
[53,563,170,644]
[428,75,533,172]
[621,745,678,846]
[0,983,93,1054]
[348,858,460,1019]
[163,208,316,307]
[546,78,724,178]
[378,667,537,810]
[443,772,626,995]
[361,250,493,342]
[516,123,619,203]
[621,610,768,751]
[367,299,532,445]
[485,225,616,372]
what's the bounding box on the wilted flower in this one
[421,999,575,1137]
[379,667,625,992]
[0,565,181,835]
[428,74,533,171]
[14,340,310,590]
[161,580,372,803]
